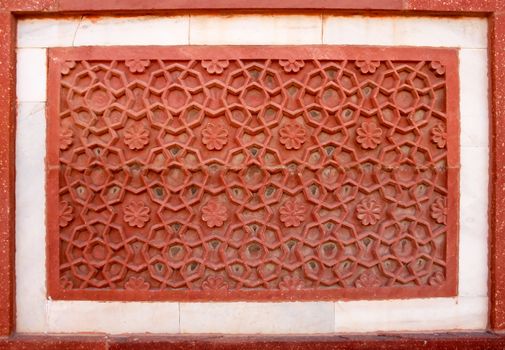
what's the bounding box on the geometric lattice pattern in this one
[46,47,459,300]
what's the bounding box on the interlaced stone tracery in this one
[47,49,457,300]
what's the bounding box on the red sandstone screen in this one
[45,46,459,301]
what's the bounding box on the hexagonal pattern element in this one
[46,46,459,301]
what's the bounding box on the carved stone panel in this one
[46,47,459,300]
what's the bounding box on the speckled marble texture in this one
[0,11,16,337]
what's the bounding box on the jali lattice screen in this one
[46,47,459,301]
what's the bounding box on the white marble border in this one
[16,15,488,334]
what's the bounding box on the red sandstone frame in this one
[46,45,460,302]
[0,0,503,349]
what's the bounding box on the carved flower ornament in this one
[60,127,74,150]
[355,270,382,288]
[279,122,307,150]
[202,123,229,150]
[431,197,447,225]
[430,61,446,76]
[125,59,150,73]
[59,201,74,227]
[202,200,228,228]
[202,60,230,74]
[356,198,381,226]
[202,275,229,290]
[355,60,381,74]
[279,275,305,290]
[279,59,305,73]
[431,123,447,148]
[125,276,150,290]
[356,121,382,150]
[279,199,306,227]
[124,124,150,150]
[123,201,150,228]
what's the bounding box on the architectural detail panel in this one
[46,46,459,301]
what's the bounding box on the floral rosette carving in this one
[123,201,150,228]
[60,127,73,150]
[124,124,150,150]
[355,60,381,74]
[201,59,229,74]
[279,122,307,150]
[431,197,447,224]
[125,276,150,291]
[431,123,447,148]
[279,199,305,227]
[428,271,445,286]
[356,198,381,226]
[201,123,229,150]
[61,61,76,75]
[202,275,229,291]
[356,121,382,149]
[202,200,227,228]
[59,201,74,227]
[355,270,382,288]
[279,59,305,73]
[125,59,150,73]
[60,276,73,290]
[430,61,446,75]
[279,275,305,290]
